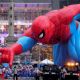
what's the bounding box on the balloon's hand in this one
[0,48,14,67]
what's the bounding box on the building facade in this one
[0,3,51,35]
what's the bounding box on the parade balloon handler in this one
[0,4,80,67]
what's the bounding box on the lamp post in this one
[30,53,32,62]
[37,43,43,63]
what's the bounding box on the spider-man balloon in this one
[0,4,80,67]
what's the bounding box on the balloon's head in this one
[32,16,57,44]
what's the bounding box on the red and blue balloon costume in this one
[0,4,80,67]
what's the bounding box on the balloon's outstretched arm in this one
[0,28,37,67]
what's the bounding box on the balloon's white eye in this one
[38,30,45,39]
[39,33,44,38]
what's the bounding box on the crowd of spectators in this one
[0,64,42,80]
[0,63,79,80]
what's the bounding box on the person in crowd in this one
[13,66,18,80]
[29,65,34,77]
[33,67,42,80]
[0,67,3,80]
[4,68,9,79]
[60,67,67,80]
